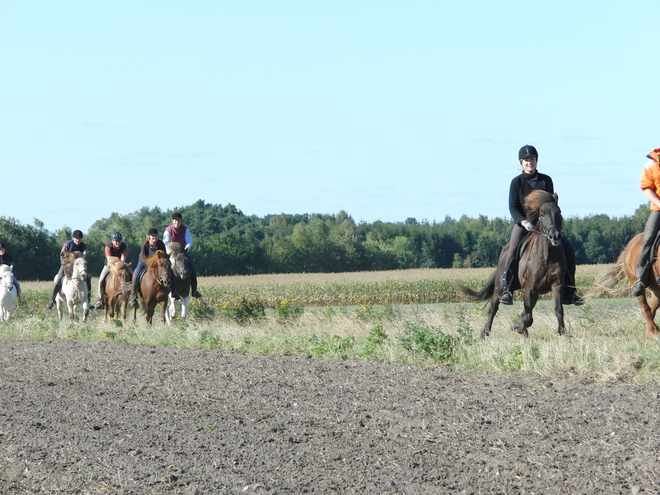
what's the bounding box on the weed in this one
[218,297,265,324]
[397,322,459,363]
[275,298,303,321]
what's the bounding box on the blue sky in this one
[1,1,658,233]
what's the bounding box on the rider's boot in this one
[45,282,60,309]
[499,259,516,305]
[92,287,105,309]
[129,274,139,309]
[632,261,650,297]
[191,270,202,298]
[562,271,585,305]
[631,279,646,297]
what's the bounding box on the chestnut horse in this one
[132,250,172,325]
[589,233,660,340]
[103,257,132,322]
[458,190,567,338]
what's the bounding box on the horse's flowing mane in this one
[145,250,168,269]
[108,257,130,275]
[61,251,82,264]
[524,190,558,225]
[168,242,183,255]
[61,251,83,278]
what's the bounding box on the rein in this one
[530,224,558,240]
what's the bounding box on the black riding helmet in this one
[519,145,538,160]
[111,231,123,242]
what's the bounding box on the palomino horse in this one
[102,257,132,322]
[458,190,567,338]
[133,250,172,324]
[167,242,191,322]
[56,252,89,322]
[0,264,17,321]
[589,233,660,340]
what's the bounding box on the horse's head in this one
[72,256,88,281]
[170,251,190,280]
[524,190,563,247]
[0,265,13,292]
[147,250,172,287]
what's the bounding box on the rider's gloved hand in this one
[521,220,533,231]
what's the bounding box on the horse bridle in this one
[0,273,13,291]
[156,262,171,287]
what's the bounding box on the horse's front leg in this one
[512,292,539,337]
[68,300,77,322]
[56,298,64,321]
[162,296,171,325]
[552,283,566,336]
[168,294,177,321]
[82,300,89,322]
[180,296,188,322]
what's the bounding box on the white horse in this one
[56,253,89,322]
[0,264,17,321]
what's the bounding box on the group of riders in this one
[501,144,660,305]
[4,145,660,308]
[40,212,202,311]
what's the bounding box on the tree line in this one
[0,199,650,281]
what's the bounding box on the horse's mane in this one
[108,257,131,275]
[524,190,559,225]
[61,251,82,264]
[61,251,83,278]
[145,250,168,269]
[168,242,183,255]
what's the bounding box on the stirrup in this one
[499,290,513,305]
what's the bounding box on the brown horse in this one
[132,250,172,324]
[458,190,567,338]
[102,257,132,322]
[588,233,660,340]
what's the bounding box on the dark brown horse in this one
[132,250,172,324]
[167,242,191,322]
[588,233,660,340]
[103,257,132,322]
[458,190,567,338]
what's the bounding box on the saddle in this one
[515,232,534,259]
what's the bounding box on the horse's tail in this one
[585,251,628,301]
[455,270,497,301]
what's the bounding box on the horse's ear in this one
[125,262,132,267]
[553,193,559,204]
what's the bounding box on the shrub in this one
[218,297,265,324]
[275,298,303,321]
[397,322,460,362]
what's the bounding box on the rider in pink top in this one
[163,212,202,298]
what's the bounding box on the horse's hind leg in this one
[639,291,660,340]
[480,295,501,339]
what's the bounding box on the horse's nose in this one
[548,229,561,247]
